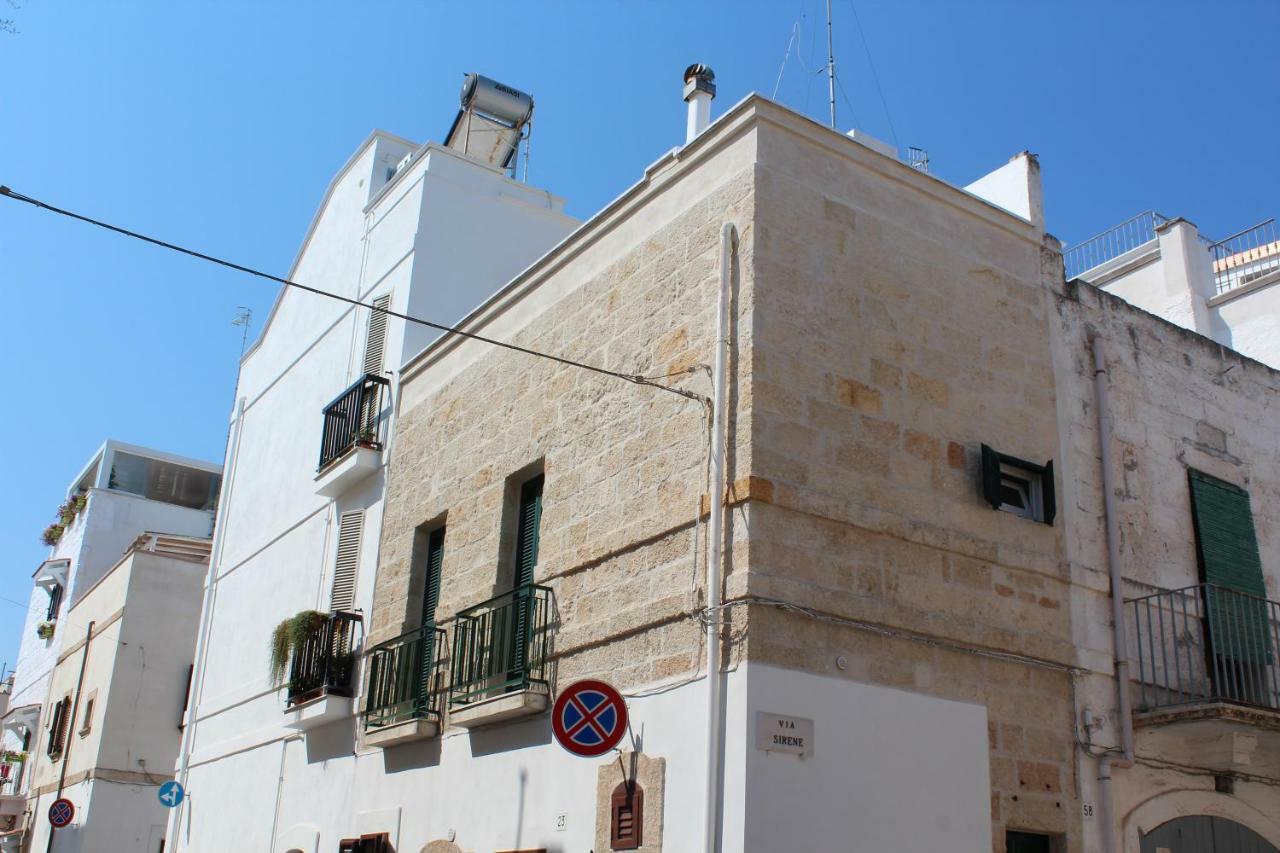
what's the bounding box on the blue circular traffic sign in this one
[551,679,628,757]
[48,798,74,828]
[158,780,185,808]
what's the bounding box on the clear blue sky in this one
[2,1,1277,670]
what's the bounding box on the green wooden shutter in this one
[422,527,445,624]
[514,475,544,588]
[1188,469,1266,596]
[1188,469,1270,665]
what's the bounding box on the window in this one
[46,697,71,759]
[981,444,1055,525]
[45,583,63,622]
[513,474,544,589]
[1006,830,1055,853]
[330,510,364,612]
[610,781,644,849]
[79,694,96,736]
[363,295,391,376]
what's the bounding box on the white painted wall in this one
[173,130,577,852]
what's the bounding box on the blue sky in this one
[1,1,1277,669]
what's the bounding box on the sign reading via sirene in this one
[47,798,75,829]
[551,679,628,757]
[756,711,815,758]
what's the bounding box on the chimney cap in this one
[683,64,716,100]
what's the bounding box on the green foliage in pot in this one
[268,610,330,686]
[41,524,65,547]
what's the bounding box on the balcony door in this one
[507,474,543,685]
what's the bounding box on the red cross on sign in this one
[48,798,75,829]
[551,679,628,757]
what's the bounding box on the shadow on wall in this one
[381,735,442,774]
[305,717,357,764]
[467,713,553,758]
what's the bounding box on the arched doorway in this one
[1142,816,1278,853]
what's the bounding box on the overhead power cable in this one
[0,186,706,404]
[846,0,900,150]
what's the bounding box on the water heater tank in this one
[459,73,534,127]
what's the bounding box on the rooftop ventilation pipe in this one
[684,64,716,143]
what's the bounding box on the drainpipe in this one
[703,222,736,853]
[46,620,94,853]
[167,396,248,849]
[1090,338,1134,853]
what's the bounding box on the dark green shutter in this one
[1188,469,1270,665]
[422,527,445,624]
[514,475,544,588]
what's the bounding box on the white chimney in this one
[683,64,716,143]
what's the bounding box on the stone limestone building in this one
[364,95,1279,853]
[168,84,1279,852]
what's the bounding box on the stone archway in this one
[1124,789,1280,853]
[1140,816,1278,853]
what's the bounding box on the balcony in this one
[1209,218,1280,297]
[283,611,361,731]
[1126,584,1280,775]
[314,374,389,497]
[364,624,447,748]
[449,584,553,728]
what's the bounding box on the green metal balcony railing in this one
[365,624,447,729]
[1127,583,1280,713]
[449,584,553,708]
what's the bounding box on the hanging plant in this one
[71,492,88,513]
[41,524,65,547]
[268,610,330,686]
[57,501,76,526]
[0,751,27,764]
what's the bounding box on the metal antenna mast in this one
[232,306,252,358]
[825,0,837,129]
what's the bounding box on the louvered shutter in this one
[514,475,544,588]
[1188,469,1269,664]
[363,295,391,376]
[422,527,445,623]
[330,510,364,612]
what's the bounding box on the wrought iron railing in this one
[1209,218,1280,296]
[1064,210,1169,280]
[318,373,390,471]
[449,584,553,708]
[365,623,447,729]
[286,611,362,706]
[1127,583,1279,713]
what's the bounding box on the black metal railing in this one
[450,584,553,708]
[286,611,362,706]
[365,623,447,729]
[1127,583,1280,713]
[1209,218,1280,296]
[318,374,390,471]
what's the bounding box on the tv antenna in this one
[232,307,252,358]
[825,0,836,129]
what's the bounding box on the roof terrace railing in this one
[1064,210,1169,280]
[1209,218,1280,296]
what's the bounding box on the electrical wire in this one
[0,186,707,406]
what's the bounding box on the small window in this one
[981,445,1055,525]
[338,834,389,853]
[610,781,644,850]
[79,694,96,736]
[46,697,71,759]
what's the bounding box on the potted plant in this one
[57,501,76,526]
[355,427,378,448]
[41,524,65,547]
[0,751,27,764]
[268,610,330,686]
[71,491,88,513]
[36,621,56,640]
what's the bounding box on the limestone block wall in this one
[372,151,757,697]
[742,115,1081,850]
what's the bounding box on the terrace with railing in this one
[449,584,553,710]
[318,373,389,472]
[1127,584,1279,714]
[1063,210,1169,280]
[365,624,447,730]
[286,611,362,707]
[1209,218,1280,296]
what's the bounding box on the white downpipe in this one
[1090,338,1133,853]
[703,222,736,853]
[167,396,247,849]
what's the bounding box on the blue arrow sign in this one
[157,780,184,808]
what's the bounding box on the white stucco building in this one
[0,440,219,850]
[1066,211,1280,368]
